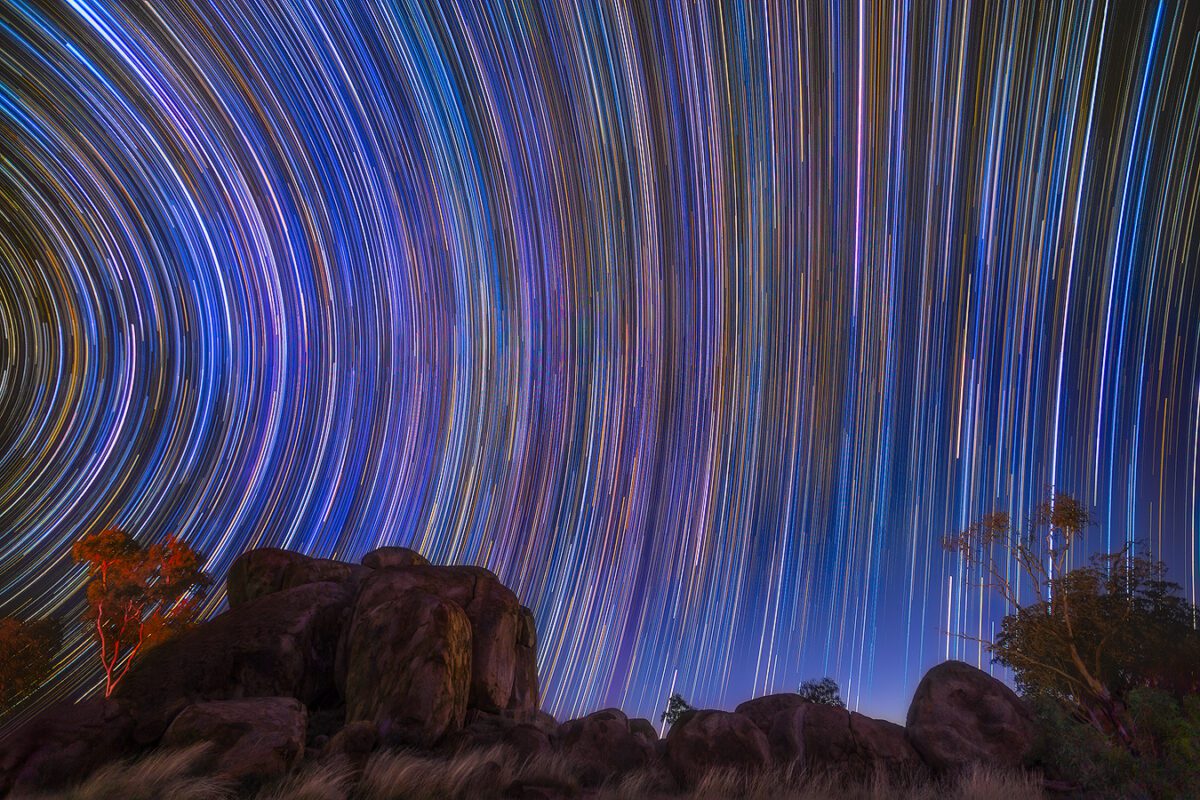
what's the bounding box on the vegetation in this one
[661,692,695,725]
[1024,687,1200,799]
[24,743,234,800]
[796,677,844,708]
[73,528,212,696]
[27,743,1047,800]
[0,615,60,715]
[950,492,1200,797]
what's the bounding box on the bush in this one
[1027,689,1200,799]
[1025,693,1136,797]
[796,677,844,708]
[0,616,60,715]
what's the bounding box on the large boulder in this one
[115,580,353,741]
[343,589,472,747]
[361,546,429,569]
[227,547,308,606]
[324,720,380,769]
[848,712,923,770]
[766,703,922,774]
[161,697,307,787]
[511,606,541,712]
[344,565,534,716]
[905,660,1034,771]
[0,698,135,795]
[226,548,355,607]
[447,713,554,761]
[665,710,771,788]
[734,693,810,735]
[629,717,659,749]
[559,708,657,786]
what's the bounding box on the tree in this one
[946,493,1200,754]
[0,616,60,714]
[661,692,694,725]
[73,529,212,697]
[797,676,845,708]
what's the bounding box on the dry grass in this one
[350,744,581,799]
[353,745,516,799]
[20,743,1047,800]
[595,762,1044,800]
[952,764,1046,800]
[254,758,354,800]
[20,743,234,800]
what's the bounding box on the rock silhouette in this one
[558,708,657,786]
[342,587,472,747]
[0,543,1038,796]
[666,709,773,788]
[906,659,1035,771]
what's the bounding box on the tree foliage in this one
[0,616,61,714]
[73,528,212,696]
[661,692,694,724]
[797,676,845,708]
[994,553,1200,700]
[947,493,1200,754]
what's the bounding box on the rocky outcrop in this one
[629,717,659,749]
[344,565,535,716]
[2,545,1050,794]
[325,720,379,769]
[905,660,1034,771]
[226,548,356,607]
[848,712,924,770]
[734,693,810,735]
[666,710,772,788]
[512,606,541,713]
[161,697,307,786]
[1,545,543,795]
[114,580,353,742]
[116,546,540,751]
[0,698,135,796]
[343,588,472,747]
[559,708,657,786]
[361,546,429,569]
[764,702,922,774]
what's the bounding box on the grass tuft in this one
[254,757,354,800]
[24,743,234,800]
[17,741,1048,800]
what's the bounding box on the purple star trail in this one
[0,0,1198,724]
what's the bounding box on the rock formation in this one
[161,697,308,786]
[905,659,1035,771]
[666,709,773,788]
[0,545,539,794]
[558,708,657,786]
[0,546,1041,796]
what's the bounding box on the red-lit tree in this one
[73,528,211,696]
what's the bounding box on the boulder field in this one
[0,546,1035,796]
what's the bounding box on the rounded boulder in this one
[905,660,1034,771]
[665,710,771,788]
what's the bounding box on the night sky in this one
[1,0,1198,725]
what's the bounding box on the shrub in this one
[0,616,60,715]
[1026,688,1200,799]
[796,677,844,708]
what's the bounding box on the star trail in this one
[1,0,1198,725]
